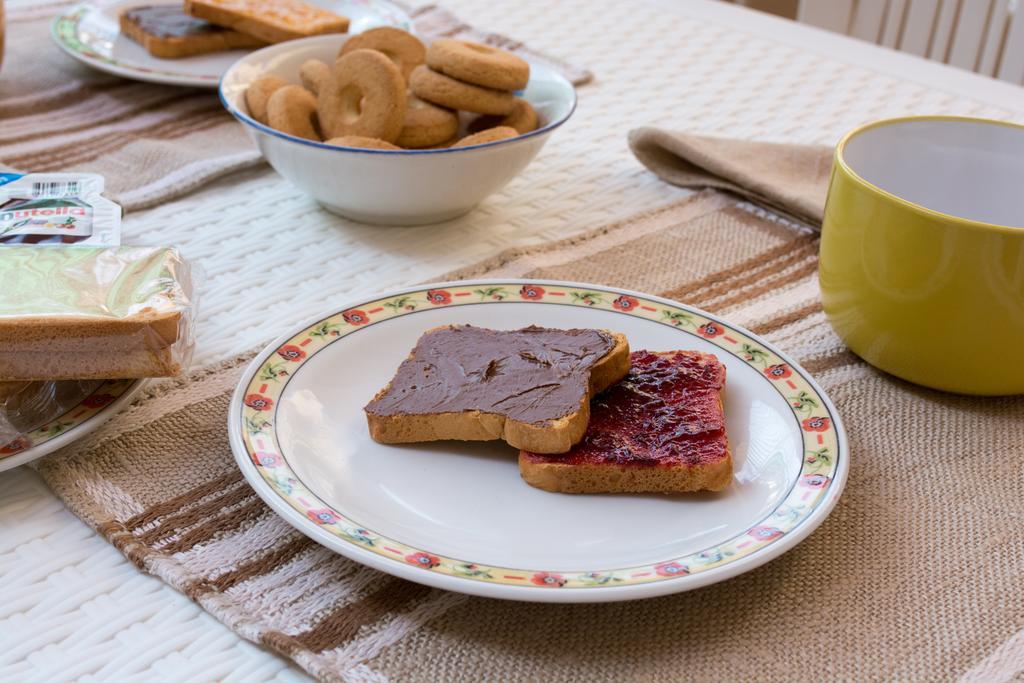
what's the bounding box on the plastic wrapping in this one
[0,380,101,450]
[0,174,193,456]
[0,245,197,381]
[0,172,121,246]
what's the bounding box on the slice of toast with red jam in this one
[364,325,630,454]
[519,350,731,493]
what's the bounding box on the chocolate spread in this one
[123,6,226,37]
[364,325,616,425]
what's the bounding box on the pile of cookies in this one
[244,27,541,151]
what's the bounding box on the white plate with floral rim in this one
[228,280,847,602]
[0,379,145,472]
[51,0,411,88]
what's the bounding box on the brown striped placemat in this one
[37,190,1024,681]
[0,2,591,212]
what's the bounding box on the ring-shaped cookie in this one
[245,74,288,124]
[299,59,330,95]
[468,98,539,135]
[266,85,320,141]
[396,96,459,148]
[317,49,407,142]
[409,65,515,115]
[325,136,401,150]
[451,126,519,148]
[339,27,426,83]
[426,38,529,91]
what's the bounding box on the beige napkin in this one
[629,127,833,225]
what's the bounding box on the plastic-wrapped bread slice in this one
[0,246,197,380]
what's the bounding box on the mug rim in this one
[834,115,1024,235]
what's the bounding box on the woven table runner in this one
[36,189,1024,681]
[0,2,591,212]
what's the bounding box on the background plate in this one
[52,0,411,88]
[228,280,848,602]
[1,379,145,472]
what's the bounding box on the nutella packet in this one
[0,173,121,247]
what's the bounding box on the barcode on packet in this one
[31,180,81,197]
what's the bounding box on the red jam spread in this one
[522,350,728,467]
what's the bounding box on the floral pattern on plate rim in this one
[238,284,841,589]
[0,379,136,460]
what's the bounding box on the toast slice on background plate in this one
[364,325,630,454]
[520,350,732,493]
[183,0,350,44]
[120,6,265,59]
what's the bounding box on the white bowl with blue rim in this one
[220,35,576,226]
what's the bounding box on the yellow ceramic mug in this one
[820,116,1024,395]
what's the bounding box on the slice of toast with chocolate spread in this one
[519,350,732,493]
[364,325,630,454]
[120,6,265,59]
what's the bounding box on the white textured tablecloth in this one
[3,1,1023,680]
